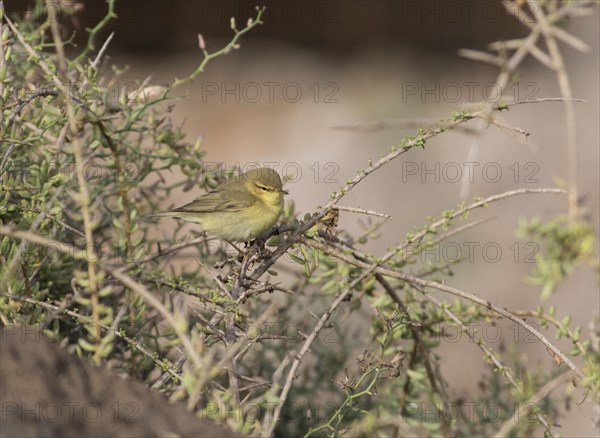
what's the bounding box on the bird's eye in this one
[259,185,268,192]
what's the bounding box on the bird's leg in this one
[251,226,281,259]
[267,225,281,239]
[249,237,272,260]
[221,240,244,263]
[256,238,266,253]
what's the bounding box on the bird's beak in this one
[280,189,289,195]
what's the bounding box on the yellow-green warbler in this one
[155,167,288,242]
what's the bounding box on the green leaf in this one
[112,216,123,228]
[288,253,305,265]
[78,337,96,352]
[406,369,426,381]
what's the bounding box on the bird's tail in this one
[147,211,178,219]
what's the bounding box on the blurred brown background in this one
[7,0,599,435]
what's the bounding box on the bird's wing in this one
[172,186,255,213]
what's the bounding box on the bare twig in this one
[481,115,530,138]
[76,31,116,96]
[332,205,391,219]
[508,98,585,106]
[458,48,504,67]
[172,6,266,89]
[332,118,479,136]
[529,0,580,220]
[91,31,115,69]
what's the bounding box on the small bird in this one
[155,167,288,242]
